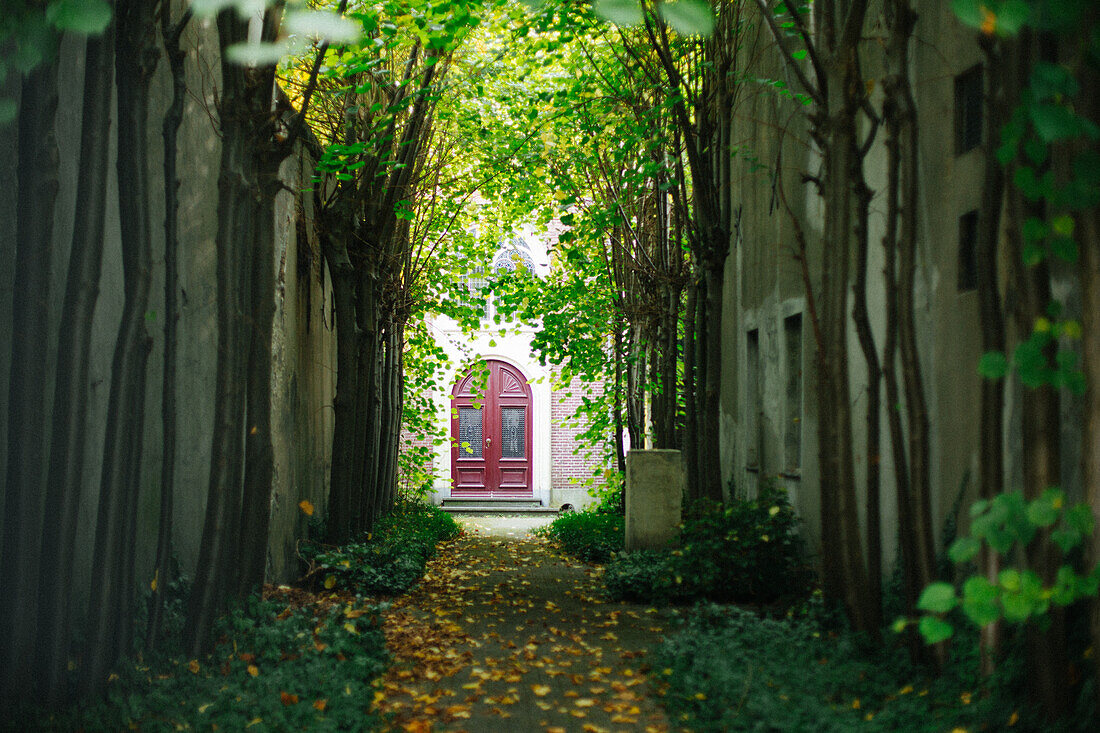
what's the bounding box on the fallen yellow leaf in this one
[298,500,314,516]
[531,684,551,697]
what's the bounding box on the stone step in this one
[440,498,557,513]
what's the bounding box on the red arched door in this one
[450,360,533,498]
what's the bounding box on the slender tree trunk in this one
[0,55,60,704]
[84,0,159,691]
[852,162,883,631]
[185,10,257,649]
[693,276,709,502]
[1079,36,1100,719]
[34,23,114,701]
[237,171,280,596]
[683,281,699,501]
[974,33,1009,677]
[323,229,361,545]
[613,318,627,480]
[700,263,725,501]
[148,4,190,651]
[816,44,877,636]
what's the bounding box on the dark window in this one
[955,65,983,154]
[746,328,761,471]
[501,407,525,458]
[458,407,483,457]
[958,210,979,291]
[783,314,803,474]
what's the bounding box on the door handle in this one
[485,437,491,447]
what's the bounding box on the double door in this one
[450,360,532,497]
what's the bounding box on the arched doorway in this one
[450,360,533,498]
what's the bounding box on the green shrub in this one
[604,550,678,603]
[305,501,460,595]
[654,605,1051,732]
[539,510,624,563]
[33,597,388,731]
[605,486,812,605]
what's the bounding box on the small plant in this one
[903,488,1099,644]
[303,501,460,596]
[604,485,812,605]
[653,605,1038,732]
[538,510,624,563]
[32,597,388,731]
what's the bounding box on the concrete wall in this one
[0,11,336,616]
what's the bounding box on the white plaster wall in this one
[426,315,552,505]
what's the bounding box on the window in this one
[784,314,803,474]
[746,328,762,471]
[958,210,979,292]
[458,266,490,319]
[955,65,983,154]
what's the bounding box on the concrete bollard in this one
[625,449,683,551]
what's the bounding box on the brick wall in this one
[550,375,610,491]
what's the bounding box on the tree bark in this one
[34,22,114,702]
[148,4,191,651]
[84,0,159,692]
[0,54,59,704]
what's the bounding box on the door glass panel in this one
[501,407,525,458]
[458,407,482,457]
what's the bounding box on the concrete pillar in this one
[625,449,683,550]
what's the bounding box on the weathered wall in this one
[0,11,336,616]
[719,0,1036,575]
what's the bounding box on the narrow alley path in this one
[375,515,677,732]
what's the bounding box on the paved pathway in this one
[375,515,678,732]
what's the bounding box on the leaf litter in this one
[372,522,680,732]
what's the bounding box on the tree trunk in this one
[975,33,1009,677]
[84,0,159,691]
[323,229,361,544]
[699,262,725,501]
[34,24,114,701]
[0,55,59,704]
[1079,35,1100,720]
[237,170,280,596]
[186,11,260,654]
[683,281,699,501]
[851,155,883,631]
[148,4,190,651]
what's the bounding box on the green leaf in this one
[658,1,716,36]
[1050,528,1082,554]
[593,0,643,26]
[999,568,1022,592]
[791,49,808,61]
[1050,237,1078,262]
[917,582,958,614]
[961,576,1002,626]
[1025,489,1062,527]
[994,0,1032,35]
[1001,589,1033,622]
[918,615,954,644]
[0,99,16,126]
[949,536,981,563]
[1022,217,1048,242]
[951,0,983,28]
[46,0,112,34]
[1066,503,1095,536]
[226,41,290,66]
[977,351,1008,380]
[284,10,361,44]
[1030,103,1082,143]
